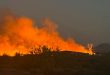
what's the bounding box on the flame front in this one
[0,14,94,56]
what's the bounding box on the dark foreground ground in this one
[0,51,110,75]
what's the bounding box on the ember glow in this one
[0,14,94,56]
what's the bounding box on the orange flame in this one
[0,14,94,56]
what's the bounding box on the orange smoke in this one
[0,14,94,56]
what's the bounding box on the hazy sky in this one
[0,0,110,45]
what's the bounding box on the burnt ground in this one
[0,51,110,75]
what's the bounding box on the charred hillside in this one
[0,50,110,75]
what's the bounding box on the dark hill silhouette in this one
[0,46,110,75]
[94,43,110,54]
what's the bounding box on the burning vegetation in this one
[0,12,94,56]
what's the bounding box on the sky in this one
[0,0,110,45]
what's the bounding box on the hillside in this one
[0,51,110,75]
[94,43,110,54]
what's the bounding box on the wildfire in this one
[0,14,94,56]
